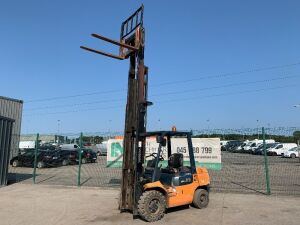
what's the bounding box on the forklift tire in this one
[137,190,166,222]
[193,189,209,209]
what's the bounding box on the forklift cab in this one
[143,131,196,187]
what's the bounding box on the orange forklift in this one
[81,5,210,222]
[136,131,210,221]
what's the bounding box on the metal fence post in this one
[77,132,83,186]
[33,133,39,184]
[262,127,271,195]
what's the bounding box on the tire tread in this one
[137,190,166,222]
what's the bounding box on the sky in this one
[1,0,300,134]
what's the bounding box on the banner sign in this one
[107,138,221,170]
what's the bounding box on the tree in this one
[293,131,300,140]
[81,135,104,144]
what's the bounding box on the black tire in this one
[193,188,209,209]
[12,160,19,167]
[291,154,296,159]
[62,159,69,166]
[37,161,45,169]
[137,190,166,222]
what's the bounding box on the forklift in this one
[81,5,210,222]
[136,130,210,221]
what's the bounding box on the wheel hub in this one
[200,194,206,202]
[148,199,159,214]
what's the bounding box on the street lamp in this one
[267,123,271,139]
[108,120,112,138]
[256,120,259,139]
[206,119,210,137]
[57,119,61,145]
[57,120,60,134]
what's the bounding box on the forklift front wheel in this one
[193,189,209,209]
[137,190,166,222]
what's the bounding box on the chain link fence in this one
[7,127,300,196]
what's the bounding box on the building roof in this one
[0,96,23,104]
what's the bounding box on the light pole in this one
[108,120,112,138]
[57,120,60,134]
[242,125,245,140]
[57,120,61,145]
[267,123,271,139]
[256,120,259,139]
[158,119,161,130]
[206,119,210,137]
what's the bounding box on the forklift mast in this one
[80,5,150,214]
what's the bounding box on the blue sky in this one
[1,0,299,134]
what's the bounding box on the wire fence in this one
[7,127,300,196]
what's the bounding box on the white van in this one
[268,143,298,156]
[59,144,80,150]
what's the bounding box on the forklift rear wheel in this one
[137,190,166,222]
[193,189,209,209]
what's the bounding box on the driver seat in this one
[161,153,183,174]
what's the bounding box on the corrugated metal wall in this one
[0,96,23,159]
[0,116,14,186]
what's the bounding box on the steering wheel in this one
[146,152,164,161]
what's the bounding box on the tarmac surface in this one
[0,183,299,225]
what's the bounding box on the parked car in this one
[58,150,79,165]
[77,149,97,163]
[231,141,249,153]
[282,147,299,158]
[253,143,279,155]
[59,149,97,164]
[267,143,298,156]
[246,143,264,154]
[10,150,62,168]
[39,144,56,151]
[243,139,275,153]
[224,140,244,152]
